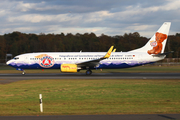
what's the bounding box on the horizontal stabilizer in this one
[152,51,174,56]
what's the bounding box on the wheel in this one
[22,71,25,75]
[86,70,92,75]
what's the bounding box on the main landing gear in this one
[86,69,92,75]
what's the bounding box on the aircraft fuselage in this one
[7,52,165,70]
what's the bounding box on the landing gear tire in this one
[22,71,25,75]
[86,70,92,75]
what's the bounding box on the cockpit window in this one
[14,57,19,60]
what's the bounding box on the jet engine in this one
[60,64,77,72]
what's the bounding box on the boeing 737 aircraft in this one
[6,22,171,75]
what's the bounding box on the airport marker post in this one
[39,94,43,112]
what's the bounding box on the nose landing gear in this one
[22,70,25,75]
[16,68,25,75]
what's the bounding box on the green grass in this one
[0,65,180,74]
[0,79,180,116]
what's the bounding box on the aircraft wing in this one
[76,46,114,68]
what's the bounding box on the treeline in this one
[0,31,180,60]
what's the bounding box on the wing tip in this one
[103,46,114,58]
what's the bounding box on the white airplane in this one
[6,22,171,75]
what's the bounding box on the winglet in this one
[102,46,114,58]
[113,49,116,52]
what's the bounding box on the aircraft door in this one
[138,54,143,63]
[24,55,30,64]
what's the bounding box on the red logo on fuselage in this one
[39,56,54,68]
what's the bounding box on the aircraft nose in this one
[6,60,11,65]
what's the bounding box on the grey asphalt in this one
[0,72,180,84]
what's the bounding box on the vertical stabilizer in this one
[129,22,171,54]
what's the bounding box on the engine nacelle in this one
[60,64,77,73]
